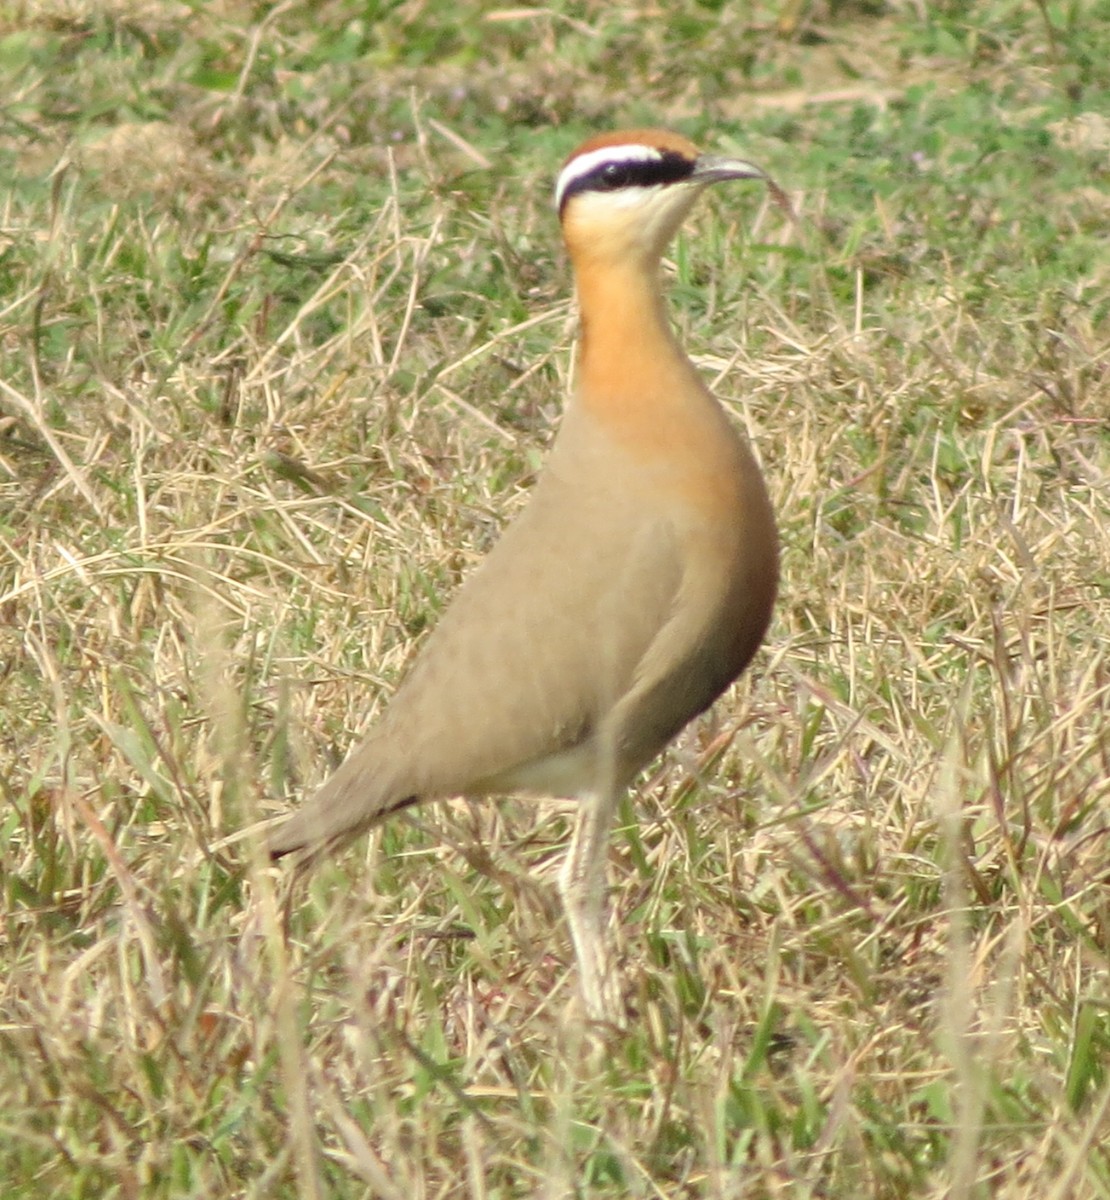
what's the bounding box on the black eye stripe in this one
[559,151,695,210]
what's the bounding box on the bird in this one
[269,128,780,1024]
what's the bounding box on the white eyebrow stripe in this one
[553,143,665,210]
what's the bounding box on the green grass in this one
[2,1,1108,1196]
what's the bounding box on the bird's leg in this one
[558,784,624,1024]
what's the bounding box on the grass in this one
[2,0,1108,1196]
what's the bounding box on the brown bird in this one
[269,129,779,1023]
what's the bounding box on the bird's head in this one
[555,129,766,267]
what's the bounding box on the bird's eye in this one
[599,162,633,189]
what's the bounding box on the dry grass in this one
[2,1,1109,1196]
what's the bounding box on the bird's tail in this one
[267,749,418,866]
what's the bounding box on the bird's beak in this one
[690,153,766,185]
